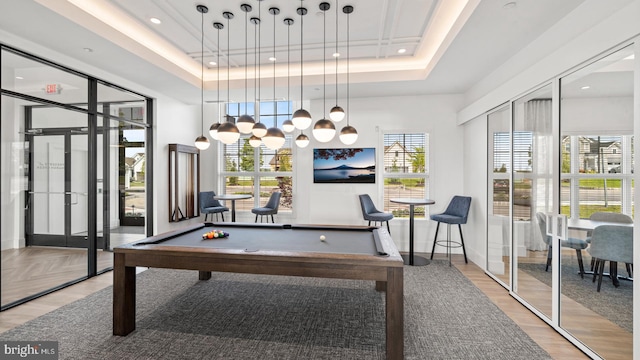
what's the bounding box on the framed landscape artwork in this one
[313,148,376,183]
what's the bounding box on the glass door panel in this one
[559,45,634,358]
[512,84,554,320]
[32,135,65,240]
[487,106,511,286]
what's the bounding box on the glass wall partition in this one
[487,105,511,286]
[1,45,152,309]
[559,45,634,359]
[512,84,554,320]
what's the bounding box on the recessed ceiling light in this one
[15,76,23,80]
[503,2,517,9]
[269,57,276,62]
[333,52,340,57]
[624,54,635,60]
[581,86,590,90]
[150,17,161,24]
[83,47,93,52]
[209,61,217,66]
[397,48,406,54]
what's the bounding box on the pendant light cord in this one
[216,24,221,122]
[335,0,339,107]
[200,9,204,135]
[323,4,327,118]
[273,8,277,115]
[346,8,350,126]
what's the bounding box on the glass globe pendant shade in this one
[252,122,268,137]
[329,106,345,122]
[249,135,262,147]
[295,133,310,148]
[292,108,312,130]
[209,123,221,140]
[282,119,295,133]
[236,114,256,134]
[312,118,336,143]
[262,127,286,150]
[217,122,240,144]
[339,125,358,145]
[194,135,210,150]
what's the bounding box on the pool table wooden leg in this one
[386,266,404,360]
[113,253,136,336]
[199,271,212,280]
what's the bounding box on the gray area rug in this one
[1,261,551,359]
[519,260,633,333]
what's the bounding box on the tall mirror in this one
[559,45,634,359]
[512,84,554,320]
[487,105,511,286]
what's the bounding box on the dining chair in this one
[358,194,393,233]
[251,191,282,223]
[587,212,633,275]
[588,225,633,292]
[199,191,229,222]
[536,212,588,278]
[430,196,471,264]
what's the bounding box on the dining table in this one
[389,198,436,266]
[213,194,253,222]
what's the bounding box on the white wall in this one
[288,94,465,254]
[462,115,488,265]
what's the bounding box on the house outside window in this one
[383,133,429,218]
[561,134,634,218]
[219,101,294,214]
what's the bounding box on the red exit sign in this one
[45,84,61,94]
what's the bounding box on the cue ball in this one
[320,235,326,241]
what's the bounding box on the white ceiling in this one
[2,0,628,105]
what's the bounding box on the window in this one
[219,101,294,214]
[383,133,429,218]
[560,134,634,218]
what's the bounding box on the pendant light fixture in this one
[312,2,336,143]
[236,4,255,134]
[339,5,358,145]
[281,16,295,133]
[250,11,266,141]
[209,20,224,140]
[291,1,312,130]
[262,6,286,150]
[194,5,210,150]
[217,11,241,145]
[329,0,345,123]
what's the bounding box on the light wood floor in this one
[0,251,629,359]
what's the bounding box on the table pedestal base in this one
[402,254,430,266]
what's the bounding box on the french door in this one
[26,129,104,249]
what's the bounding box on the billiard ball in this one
[320,235,326,241]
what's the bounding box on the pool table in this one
[113,222,404,360]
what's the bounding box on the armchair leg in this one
[597,260,606,292]
[386,221,391,234]
[254,214,258,223]
[592,259,600,283]
[271,214,274,223]
[221,213,225,222]
[575,249,584,279]
[430,222,441,260]
[204,213,209,222]
[545,245,552,272]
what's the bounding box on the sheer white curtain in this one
[524,99,553,251]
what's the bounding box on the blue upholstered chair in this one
[199,191,229,222]
[588,225,633,292]
[535,212,588,278]
[587,212,633,275]
[358,194,393,233]
[252,192,281,223]
[430,196,472,264]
